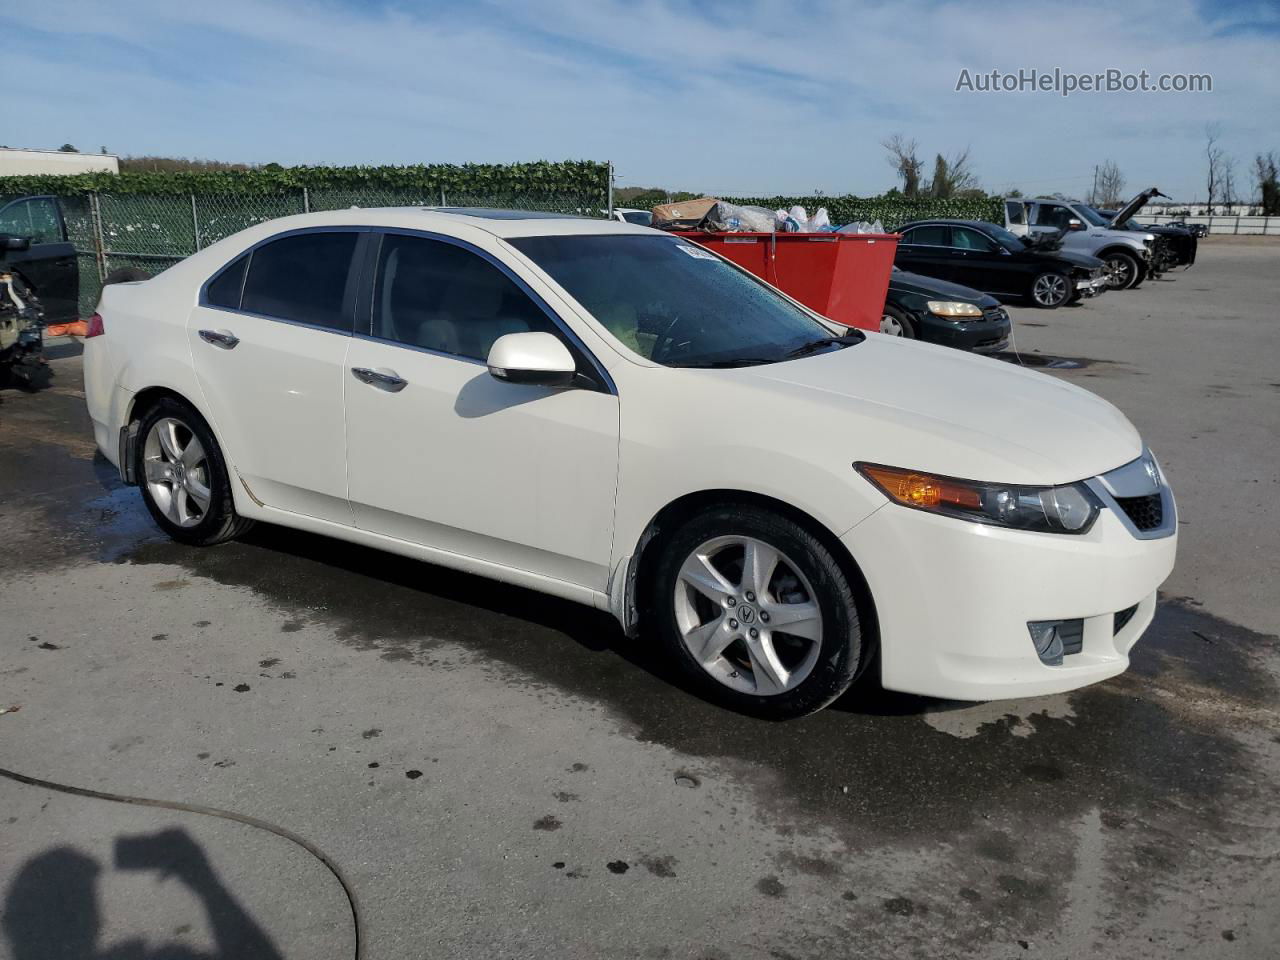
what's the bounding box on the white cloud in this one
[4,0,1277,200]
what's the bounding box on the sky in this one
[4,0,1278,202]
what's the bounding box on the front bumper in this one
[844,474,1176,701]
[918,309,1011,354]
[1074,275,1107,298]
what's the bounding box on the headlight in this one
[926,300,983,318]
[855,463,1101,534]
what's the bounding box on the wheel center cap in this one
[738,605,756,624]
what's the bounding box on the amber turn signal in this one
[857,465,983,510]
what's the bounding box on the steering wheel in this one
[650,313,697,363]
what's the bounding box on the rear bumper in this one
[844,495,1176,701]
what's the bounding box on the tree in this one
[1255,152,1280,216]
[1220,155,1238,211]
[882,134,923,199]
[1089,160,1126,208]
[58,143,78,153]
[932,148,977,198]
[1204,123,1225,206]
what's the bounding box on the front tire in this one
[650,505,865,719]
[880,305,917,339]
[1030,271,1071,308]
[1102,251,1141,290]
[135,397,254,546]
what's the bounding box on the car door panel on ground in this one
[0,196,79,323]
[186,229,362,524]
[344,231,620,591]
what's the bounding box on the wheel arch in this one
[119,385,236,493]
[619,488,879,657]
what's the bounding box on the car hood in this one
[1047,248,1104,271]
[888,270,999,307]
[1110,187,1169,226]
[735,336,1141,485]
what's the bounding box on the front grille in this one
[1114,604,1139,634]
[1115,493,1163,531]
[981,307,1007,323]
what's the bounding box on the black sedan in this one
[895,220,1107,309]
[880,267,1010,352]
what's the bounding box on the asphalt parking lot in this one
[2,238,1278,960]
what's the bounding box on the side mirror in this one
[487,332,577,388]
[1067,218,1085,231]
[0,234,31,252]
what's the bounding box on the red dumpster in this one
[683,232,899,332]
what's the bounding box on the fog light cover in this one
[1029,620,1066,666]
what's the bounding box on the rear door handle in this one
[351,366,408,392]
[198,328,240,349]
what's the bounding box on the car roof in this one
[899,219,998,230]
[227,206,657,239]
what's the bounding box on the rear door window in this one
[1005,200,1025,225]
[240,231,360,332]
[902,225,948,246]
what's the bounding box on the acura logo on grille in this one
[1143,458,1160,487]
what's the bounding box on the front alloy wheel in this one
[652,505,866,718]
[674,536,823,696]
[1103,252,1140,290]
[1031,272,1070,308]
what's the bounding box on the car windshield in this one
[509,234,855,367]
[1077,205,1110,227]
[983,223,1027,252]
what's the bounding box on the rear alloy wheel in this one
[136,398,254,546]
[1103,251,1141,290]
[1030,271,1071,308]
[652,505,865,718]
[880,306,916,338]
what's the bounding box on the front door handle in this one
[351,366,408,392]
[198,328,240,349]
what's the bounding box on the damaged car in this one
[1094,188,1197,273]
[0,239,48,391]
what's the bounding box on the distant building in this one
[0,147,120,177]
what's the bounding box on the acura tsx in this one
[83,208,1177,718]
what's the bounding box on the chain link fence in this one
[64,188,608,315]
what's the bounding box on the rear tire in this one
[135,397,254,546]
[650,505,864,719]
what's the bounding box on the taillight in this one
[85,312,105,338]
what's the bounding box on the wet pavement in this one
[2,240,1278,959]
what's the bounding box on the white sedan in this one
[83,208,1176,718]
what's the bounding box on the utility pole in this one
[1090,165,1099,204]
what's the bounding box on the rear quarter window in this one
[205,254,248,309]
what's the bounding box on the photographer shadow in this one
[3,828,282,960]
